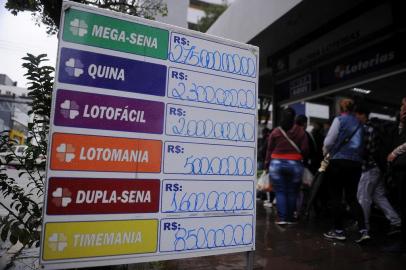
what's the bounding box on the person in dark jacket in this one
[311,121,325,174]
[323,98,369,243]
[355,105,401,236]
[265,108,309,225]
[387,97,406,252]
[311,121,329,216]
[258,128,271,170]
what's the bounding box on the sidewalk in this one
[2,201,405,270]
[165,202,406,270]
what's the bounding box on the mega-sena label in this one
[63,9,169,59]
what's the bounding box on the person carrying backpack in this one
[355,105,401,236]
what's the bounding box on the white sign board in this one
[40,1,258,269]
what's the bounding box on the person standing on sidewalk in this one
[323,98,369,243]
[264,108,309,225]
[355,105,401,236]
[386,97,406,252]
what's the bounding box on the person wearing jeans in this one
[355,105,401,235]
[269,159,303,222]
[265,108,309,225]
[358,167,401,232]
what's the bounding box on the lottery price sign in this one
[40,1,259,269]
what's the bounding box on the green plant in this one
[5,0,168,34]
[0,54,53,266]
[195,3,227,32]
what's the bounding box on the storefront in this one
[209,0,406,128]
[274,33,406,126]
[268,0,406,126]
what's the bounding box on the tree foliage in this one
[0,54,53,268]
[195,3,227,33]
[5,0,168,34]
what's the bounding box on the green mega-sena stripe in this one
[63,8,169,60]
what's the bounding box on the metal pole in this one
[246,251,254,270]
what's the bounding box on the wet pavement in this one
[2,200,405,269]
[163,201,406,270]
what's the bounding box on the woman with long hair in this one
[264,108,309,224]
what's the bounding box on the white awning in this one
[207,0,302,43]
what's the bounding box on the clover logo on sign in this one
[52,187,72,207]
[334,65,345,79]
[65,58,84,78]
[56,143,76,163]
[69,18,88,37]
[60,99,80,120]
[48,233,68,252]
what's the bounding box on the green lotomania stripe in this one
[63,8,169,60]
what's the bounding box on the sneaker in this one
[263,201,273,208]
[275,220,288,225]
[286,220,298,225]
[387,225,401,236]
[355,230,371,244]
[323,230,346,241]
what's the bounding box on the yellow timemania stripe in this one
[42,219,158,260]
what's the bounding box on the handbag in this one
[302,167,314,186]
[278,127,314,186]
[257,171,272,192]
[319,123,362,172]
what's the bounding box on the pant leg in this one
[372,173,401,226]
[327,160,345,230]
[343,161,366,231]
[398,171,406,243]
[270,160,288,221]
[357,168,377,230]
[286,161,303,221]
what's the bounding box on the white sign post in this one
[40,1,259,269]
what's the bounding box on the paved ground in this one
[1,169,406,269]
[163,202,406,270]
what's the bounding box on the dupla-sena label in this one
[63,8,169,59]
[47,178,160,215]
[50,133,162,172]
[54,89,164,134]
[42,220,158,260]
[58,48,167,96]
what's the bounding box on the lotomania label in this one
[54,89,164,134]
[47,178,160,215]
[58,48,166,96]
[50,133,162,172]
[63,9,168,59]
[42,220,158,260]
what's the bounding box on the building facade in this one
[208,0,406,127]
[0,74,30,144]
[156,0,233,31]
